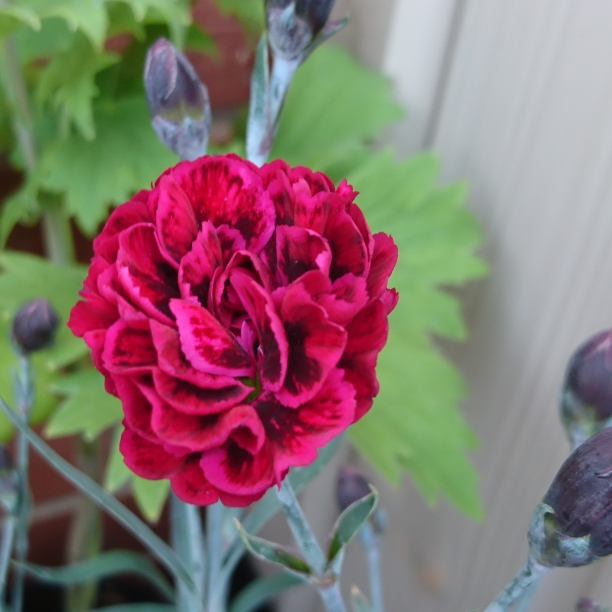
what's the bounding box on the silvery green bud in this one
[144,38,211,161]
[265,0,338,60]
[528,428,612,567]
[12,299,58,354]
[560,330,612,446]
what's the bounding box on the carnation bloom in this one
[69,154,398,506]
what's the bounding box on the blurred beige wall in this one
[277,1,612,611]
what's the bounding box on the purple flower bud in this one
[143,38,211,161]
[12,299,58,354]
[336,465,371,511]
[266,0,337,60]
[576,598,610,612]
[535,428,612,563]
[560,330,612,445]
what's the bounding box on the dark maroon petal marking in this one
[114,376,158,442]
[170,457,219,505]
[178,222,223,303]
[260,162,294,225]
[152,369,249,415]
[171,156,275,253]
[254,369,355,480]
[366,233,398,301]
[276,281,347,407]
[151,401,264,452]
[150,319,241,389]
[317,273,369,326]
[276,225,331,285]
[201,440,275,495]
[230,270,288,392]
[171,299,253,377]
[325,201,369,281]
[93,192,152,263]
[120,425,183,479]
[116,295,150,330]
[102,320,157,374]
[117,223,179,325]
[156,174,199,265]
[216,225,246,262]
[97,264,121,305]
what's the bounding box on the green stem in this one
[0,517,15,608]
[358,524,384,612]
[206,501,226,612]
[319,583,347,612]
[41,200,76,266]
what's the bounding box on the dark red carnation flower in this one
[69,154,398,507]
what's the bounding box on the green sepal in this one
[15,550,174,601]
[326,488,378,565]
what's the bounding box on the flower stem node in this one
[560,329,612,447]
[144,38,211,161]
[12,299,58,354]
[529,427,612,567]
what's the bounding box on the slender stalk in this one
[0,517,15,607]
[170,495,205,612]
[206,501,226,612]
[319,583,347,612]
[358,524,384,612]
[482,556,548,612]
[268,56,299,140]
[514,579,538,612]
[41,200,76,266]
[276,479,327,575]
[11,354,32,612]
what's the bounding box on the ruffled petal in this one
[230,271,288,393]
[114,376,157,442]
[170,457,219,505]
[117,223,179,325]
[276,225,332,285]
[276,281,347,407]
[68,296,117,337]
[102,320,157,375]
[366,233,398,301]
[170,299,253,377]
[120,426,183,479]
[316,273,369,326]
[83,329,117,396]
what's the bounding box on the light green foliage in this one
[212,0,264,34]
[274,46,486,517]
[46,368,122,441]
[38,96,176,234]
[0,6,40,36]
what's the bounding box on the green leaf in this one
[132,477,170,524]
[212,0,264,33]
[38,96,176,235]
[326,490,378,564]
[37,34,119,140]
[0,401,193,590]
[17,550,174,601]
[88,606,175,612]
[184,23,216,56]
[350,587,373,612]
[0,6,40,36]
[14,17,74,63]
[105,425,132,493]
[236,522,311,577]
[46,368,122,441]
[228,573,302,612]
[271,45,403,175]
[18,0,109,49]
[0,181,41,248]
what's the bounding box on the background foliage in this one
[0,0,486,520]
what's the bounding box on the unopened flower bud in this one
[266,0,337,60]
[12,299,58,353]
[528,427,612,567]
[144,38,211,161]
[560,330,612,446]
[336,465,371,512]
[576,598,611,612]
[0,446,18,514]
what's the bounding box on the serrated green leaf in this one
[0,6,40,36]
[46,368,122,441]
[37,33,119,140]
[327,490,378,564]
[18,0,109,49]
[236,522,311,577]
[38,96,176,234]
[14,17,74,63]
[105,425,133,493]
[133,477,170,524]
[228,573,302,612]
[0,181,41,248]
[17,550,174,601]
[271,46,403,171]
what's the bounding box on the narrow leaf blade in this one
[228,573,302,612]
